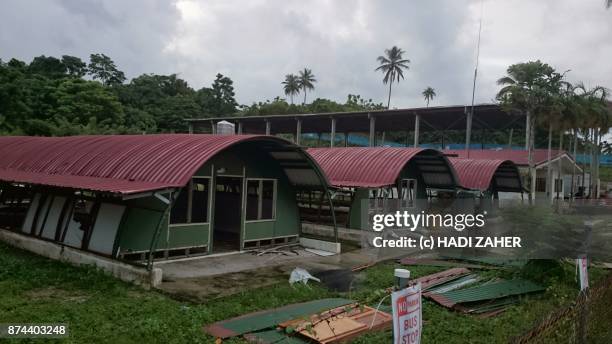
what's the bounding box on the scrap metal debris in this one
[399,257,497,270]
[277,304,392,343]
[425,278,545,316]
[203,298,353,339]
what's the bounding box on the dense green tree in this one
[376,46,410,109]
[151,95,201,132]
[298,68,316,105]
[28,55,66,78]
[52,78,124,127]
[61,55,87,78]
[88,53,126,86]
[208,73,238,116]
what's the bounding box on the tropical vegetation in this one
[497,60,611,199]
[422,87,436,107]
[375,46,410,109]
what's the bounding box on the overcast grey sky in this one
[1,0,611,109]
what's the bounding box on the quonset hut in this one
[0,135,333,263]
[448,158,524,196]
[306,147,459,230]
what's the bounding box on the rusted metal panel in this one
[307,147,458,189]
[427,279,544,309]
[0,134,328,195]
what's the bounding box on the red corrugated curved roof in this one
[443,149,571,166]
[449,158,522,191]
[307,147,456,188]
[0,134,322,195]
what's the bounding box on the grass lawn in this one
[0,241,606,344]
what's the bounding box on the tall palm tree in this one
[298,68,316,105]
[422,87,436,107]
[376,46,410,109]
[282,74,300,105]
[497,60,559,202]
[573,84,611,198]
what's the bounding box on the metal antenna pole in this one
[466,0,484,158]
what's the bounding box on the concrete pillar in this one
[265,120,271,135]
[507,128,513,148]
[295,118,302,145]
[211,121,217,135]
[525,112,531,150]
[237,122,243,135]
[188,123,194,134]
[330,117,336,147]
[368,114,376,147]
[413,114,420,148]
[344,133,349,147]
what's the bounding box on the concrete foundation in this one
[0,229,161,289]
[299,237,341,254]
[301,222,364,243]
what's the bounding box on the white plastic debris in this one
[289,267,321,285]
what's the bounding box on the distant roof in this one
[443,149,575,167]
[187,104,524,134]
[0,135,328,195]
[448,158,523,192]
[307,147,458,189]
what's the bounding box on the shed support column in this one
[188,123,193,134]
[465,106,473,153]
[295,118,302,145]
[237,122,243,135]
[265,120,271,135]
[368,114,376,147]
[344,133,349,147]
[211,121,217,135]
[413,114,420,148]
[508,128,513,148]
[330,117,336,147]
[525,112,531,150]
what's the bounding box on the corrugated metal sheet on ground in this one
[414,267,471,291]
[428,279,544,308]
[244,329,308,344]
[399,257,497,270]
[277,304,392,343]
[203,298,353,338]
[425,274,481,294]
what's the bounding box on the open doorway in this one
[213,176,242,252]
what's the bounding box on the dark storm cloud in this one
[1,0,611,109]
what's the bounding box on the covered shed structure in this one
[0,134,334,265]
[448,158,524,196]
[306,147,459,230]
[448,158,524,209]
[444,149,582,200]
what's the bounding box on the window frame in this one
[169,176,212,227]
[245,178,277,223]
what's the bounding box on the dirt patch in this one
[159,266,288,302]
[25,287,89,303]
